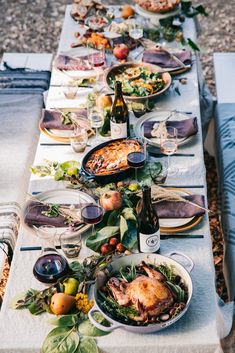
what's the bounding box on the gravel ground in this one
[0,1,234,348]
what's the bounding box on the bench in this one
[213,52,235,301]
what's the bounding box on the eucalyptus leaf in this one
[60,161,80,171]
[120,215,128,241]
[78,313,110,337]
[107,210,120,226]
[70,261,83,273]
[49,314,79,327]
[121,208,136,222]
[76,338,98,353]
[28,301,47,315]
[86,226,119,252]
[187,38,200,52]
[42,327,79,353]
[10,288,39,310]
[193,4,208,16]
[121,220,138,250]
[54,168,65,181]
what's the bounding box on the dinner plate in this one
[134,110,195,147]
[54,48,99,79]
[158,188,203,233]
[39,111,95,143]
[23,189,96,236]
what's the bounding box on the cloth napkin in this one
[143,117,198,139]
[40,109,88,130]
[142,49,192,69]
[24,201,85,227]
[154,194,205,218]
[54,55,93,71]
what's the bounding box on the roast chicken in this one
[107,262,174,321]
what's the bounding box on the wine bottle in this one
[137,185,160,253]
[110,81,130,139]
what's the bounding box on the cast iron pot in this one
[80,138,139,184]
[88,252,194,333]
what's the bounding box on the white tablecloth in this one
[0,6,233,353]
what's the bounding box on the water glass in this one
[149,159,168,185]
[63,86,78,99]
[60,232,82,259]
[70,126,88,153]
[87,106,104,143]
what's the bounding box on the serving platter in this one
[134,4,181,25]
[23,189,96,236]
[159,188,203,233]
[134,110,196,147]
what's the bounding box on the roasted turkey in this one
[107,262,174,321]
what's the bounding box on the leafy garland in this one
[11,255,114,353]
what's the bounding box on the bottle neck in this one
[142,186,152,208]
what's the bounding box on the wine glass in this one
[81,204,103,237]
[127,138,147,182]
[70,126,88,153]
[160,126,178,176]
[33,226,69,284]
[128,18,144,40]
[87,106,104,145]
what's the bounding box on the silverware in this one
[148,152,195,157]
[162,185,204,189]
[161,234,204,239]
[20,245,62,251]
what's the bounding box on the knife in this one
[161,234,204,239]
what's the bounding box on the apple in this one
[100,191,122,211]
[113,44,129,60]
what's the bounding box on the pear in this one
[63,278,79,296]
[50,293,75,315]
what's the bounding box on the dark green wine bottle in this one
[137,185,160,253]
[110,81,130,139]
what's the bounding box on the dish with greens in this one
[97,260,188,326]
[106,64,171,99]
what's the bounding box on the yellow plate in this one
[159,188,203,234]
[39,124,95,143]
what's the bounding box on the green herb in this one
[166,282,185,302]
[42,204,60,218]
[156,264,175,282]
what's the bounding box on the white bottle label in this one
[110,121,127,139]
[139,231,160,253]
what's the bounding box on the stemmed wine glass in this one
[127,138,147,182]
[33,226,69,284]
[160,126,178,176]
[81,204,103,237]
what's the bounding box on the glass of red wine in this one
[33,226,69,284]
[81,204,103,237]
[160,126,178,176]
[127,138,147,182]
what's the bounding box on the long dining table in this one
[0,5,233,353]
